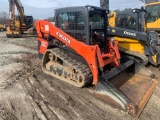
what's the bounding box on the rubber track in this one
[119,46,149,66]
[43,48,93,87]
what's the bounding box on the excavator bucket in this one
[95,60,158,117]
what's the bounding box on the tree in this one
[113,9,121,12]
[0,12,9,24]
[124,8,132,11]
[46,16,55,22]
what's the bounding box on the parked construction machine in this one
[35,5,158,117]
[141,0,160,34]
[108,9,160,66]
[145,1,160,44]
[0,24,6,31]
[6,0,35,38]
[134,0,160,44]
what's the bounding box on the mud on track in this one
[0,31,160,120]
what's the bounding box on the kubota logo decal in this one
[124,31,136,37]
[41,41,48,48]
[45,25,49,31]
[56,32,70,44]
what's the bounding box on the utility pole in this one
[100,0,109,10]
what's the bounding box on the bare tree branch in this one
[0,12,9,24]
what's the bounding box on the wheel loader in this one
[35,5,158,117]
[108,9,160,66]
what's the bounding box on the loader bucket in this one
[95,60,158,117]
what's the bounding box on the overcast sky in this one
[0,0,145,19]
[2,0,144,10]
[25,0,144,10]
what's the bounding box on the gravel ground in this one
[0,31,159,120]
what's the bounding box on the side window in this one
[116,14,126,28]
[125,15,136,30]
[56,12,85,30]
[57,13,68,30]
[76,12,85,30]
[116,14,136,30]
[152,6,159,17]
[146,5,160,23]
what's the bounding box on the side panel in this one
[109,12,116,27]
[146,18,160,29]
[115,37,145,54]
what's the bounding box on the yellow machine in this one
[108,10,160,66]
[0,24,6,31]
[7,0,35,37]
[145,2,160,44]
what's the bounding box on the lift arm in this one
[9,0,25,26]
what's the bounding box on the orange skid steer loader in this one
[35,6,158,117]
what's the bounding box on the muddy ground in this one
[0,31,159,120]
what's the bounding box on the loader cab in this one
[55,5,108,51]
[25,16,34,28]
[145,3,160,31]
[115,9,145,31]
[16,15,34,29]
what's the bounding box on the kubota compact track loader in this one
[35,5,158,117]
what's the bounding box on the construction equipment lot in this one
[0,31,159,120]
